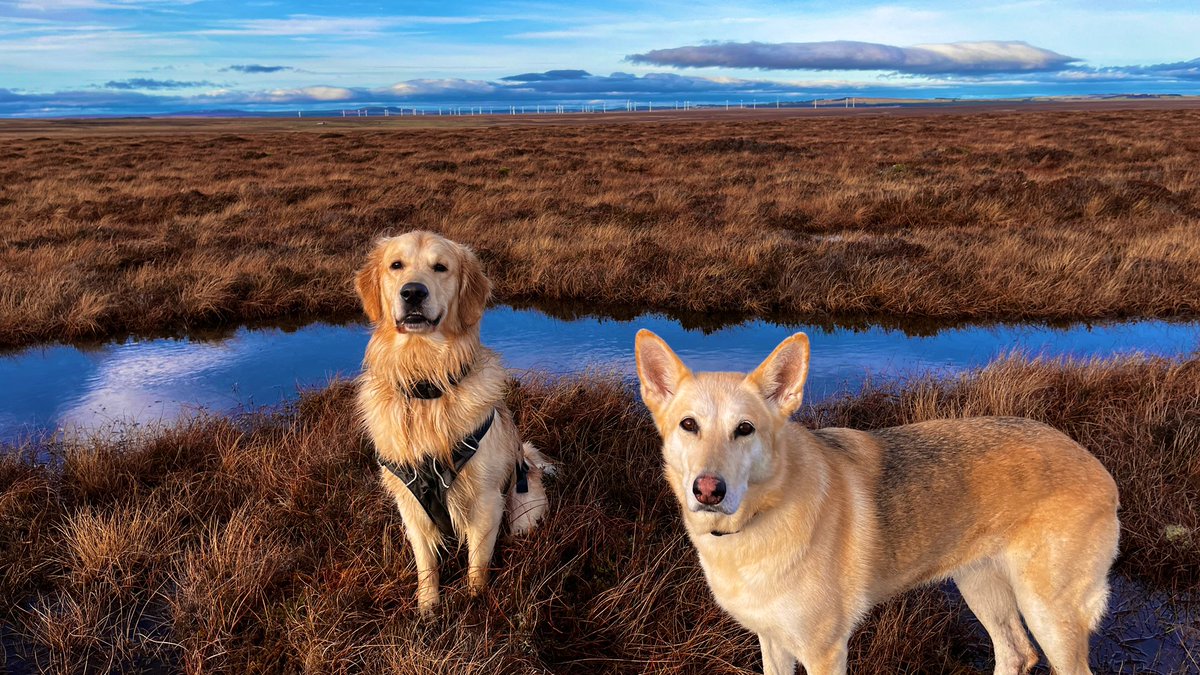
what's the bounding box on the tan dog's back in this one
[817,418,1118,606]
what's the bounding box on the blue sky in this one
[1,0,1198,115]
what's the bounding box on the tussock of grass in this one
[1,356,1196,672]
[3,108,1200,348]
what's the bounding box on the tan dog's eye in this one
[390,260,404,270]
[734,421,755,438]
[680,417,699,433]
[433,263,448,272]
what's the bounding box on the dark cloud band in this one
[221,64,295,74]
[628,40,1080,75]
[102,78,216,90]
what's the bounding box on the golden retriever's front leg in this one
[404,521,442,614]
[465,490,504,593]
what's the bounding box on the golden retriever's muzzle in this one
[397,282,441,333]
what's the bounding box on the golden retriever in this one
[355,231,551,613]
[635,330,1119,675]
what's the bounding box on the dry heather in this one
[2,106,1200,348]
[1,356,1196,673]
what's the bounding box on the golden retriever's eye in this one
[734,421,755,438]
[432,263,448,273]
[680,417,698,433]
[390,260,404,270]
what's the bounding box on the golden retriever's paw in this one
[416,590,440,617]
[522,442,556,477]
[467,564,490,595]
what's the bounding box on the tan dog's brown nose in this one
[693,474,727,506]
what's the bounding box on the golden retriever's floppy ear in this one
[450,243,491,333]
[355,242,385,324]
[745,332,810,416]
[635,329,691,415]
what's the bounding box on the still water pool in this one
[2,306,1197,441]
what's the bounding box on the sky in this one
[1,0,1198,116]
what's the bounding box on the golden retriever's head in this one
[635,329,810,534]
[355,231,491,337]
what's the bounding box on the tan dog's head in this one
[635,330,810,534]
[355,231,490,337]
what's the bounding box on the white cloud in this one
[251,85,355,101]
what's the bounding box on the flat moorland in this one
[2,104,1200,349]
[2,355,1196,673]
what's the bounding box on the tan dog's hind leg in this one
[759,634,797,675]
[1011,581,1092,675]
[955,561,1038,674]
[1008,510,1118,675]
[465,489,505,594]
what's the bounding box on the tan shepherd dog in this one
[635,330,1119,675]
[355,231,551,613]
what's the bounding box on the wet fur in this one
[635,330,1120,675]
[355,231,551,613]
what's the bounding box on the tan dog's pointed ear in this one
[635,329,691,414]
[355,244,384,324]
[745,333,810,416]
[450,243,490,334]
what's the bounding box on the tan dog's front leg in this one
[760,634,796,675]
[799,642,849,675]
[465,490,504,593]
[405,523,442,614]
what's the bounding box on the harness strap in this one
[513,458,529,494]
[377,409,495,537]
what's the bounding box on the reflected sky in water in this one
[2,307,1197,441]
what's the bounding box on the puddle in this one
[1090,577,1198,673]
[2,306,1197,442]
[953,576,1197,673]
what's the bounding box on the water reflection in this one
[2,306,1197,441]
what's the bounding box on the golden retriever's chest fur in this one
[358,346,510,467]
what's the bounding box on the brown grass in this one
[2,106,1200,348]
[1,355,1196,673]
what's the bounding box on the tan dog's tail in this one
[508,442,553,535]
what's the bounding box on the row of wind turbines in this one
[293,97,862,118]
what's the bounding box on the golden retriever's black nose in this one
[400,282,429,305]
[693,474,726,506]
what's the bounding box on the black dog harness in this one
[377,409,532,538]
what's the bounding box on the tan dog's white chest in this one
[699,547,799,634]
[702,539,840,637]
